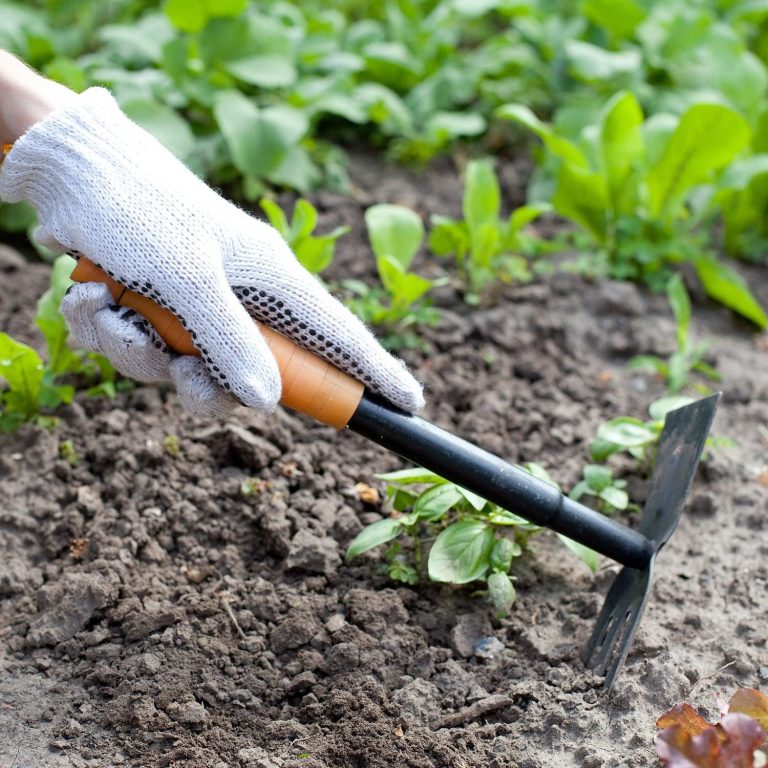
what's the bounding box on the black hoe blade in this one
[584,393,721,690]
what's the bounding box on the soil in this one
[1,153,767,768]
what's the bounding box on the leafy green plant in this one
[428,159,550,303]
[259,198,349,274]
[570,464,630,514]
[629,274,720,394]
[498,92,768,328]
[0,255,116,431]
[345,464,598,618]
[344,204,439,350]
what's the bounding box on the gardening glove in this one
[0,87,425,417]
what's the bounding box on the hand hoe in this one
[72,257,720,690]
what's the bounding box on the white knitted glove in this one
[0,88,425,416]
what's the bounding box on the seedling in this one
[570,464,631,515]
[0,255,116,431]
[162,434,181,457]
[429,159,550,303]
[259,198,349,275]
[498,93,768,328]
[344,204,440,350]
[629,274,720,394]
[345,464,598,618]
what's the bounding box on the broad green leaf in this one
[464,159,500,236]
[291,199,318,241]
[522,462,560,489]
[583,464,612,492]
[0,333,44,418]
[375,467,447,485]
[394,272,433,307]
[590,437,624,462]
[565,40,642,83]
[259,199,289,237]
[225,55,297,88]
[643,113,679,167]
[165,0,246,32]
[508,203,551,236]
[718,155,768,190]
[647,104,751,221]
[489,537,519,573]
[597,417,657,447]
[425,111,486,143]
[428,519,494,584]
[666,274,691,347]
[214,91,299,178]
[365,204,424,271]
[428,217,468,258]
[0,201,36,232]
[599,91,644,216]
[487,571,516,617]
[582,0,646,41]
[496,104,588,167]
[413,483,464,521]
[122,99,194,160]
[345,518,402,562]
[456,487,488,512]
[376,254,405,295]
[552,163,609,242]
[599,486,628,510]
[692,254,768,328]
[557,534,600,572]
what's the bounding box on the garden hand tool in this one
[72,257,719,690]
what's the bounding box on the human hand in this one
[0,86,424,417]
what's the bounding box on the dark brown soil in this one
[1,155,767,768]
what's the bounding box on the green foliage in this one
[345,463,598,618]
[259,198,349,274]
[344,204,439,350]
[629,275,721,394]
[0,255,116,431]
[570,464,630,515]
[428,159,551,302]
[498,93,768,327]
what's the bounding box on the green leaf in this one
[428,519,494,584]
[35,254,77,376]
[582,0,646,41]
[456,486,488,512]
[0,333,44,419]
[597,417,658,448]
[365,204,424,271]
[599,91,644,216]
[375,467,447,485]
[345,518,402,562]
[225,54,297,88]
[121,99,195,160]
[425,111,486,143]
[464,159,500,237]
[628,355,668,376]
[489,537,519,573]
[259,199,289,237]
[647,104,751,221]
[0,201,37,232]
[583,464,612,492]
[565,40,642,83]
[487,571,516,618]
[557,534,599,572]
[214,91,304,178]
[666,273,691,348]
[552,163,609,243]
[413,483,464,521]
[590,437,623,462]
[648,395,695,422]
[599,486,629,510]
[522,462,560,489]
[692,254,768,328]
[165,0,246,32]
[496,104,588,168]
[508,203,551,236]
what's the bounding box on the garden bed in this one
[1,155,767,768]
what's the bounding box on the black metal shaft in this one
[348,395,654,570]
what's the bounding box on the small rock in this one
[138,653,162,675]
[166,700,208,725]
[473,636,505,659]
[391,679,441,726]
[270,613,321,654]
[450,613,492,659]
[225,425,280,470]
[284,529,340,579]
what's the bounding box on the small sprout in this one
[570,464,630,514]
[163,434,181,457]
[59,439,79,467]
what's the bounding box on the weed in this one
[162,434,181,457]
[59,439,79,467]
[259,198,349,275]
[428,159,550,303]
[629,274,720,394]
[345,464,598,618]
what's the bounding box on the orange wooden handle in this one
[70,258,364,429]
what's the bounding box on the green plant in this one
[259,197,349,274]
[162,434,181,457]
[428,159,551,303]
[345,464,597,618]
[344,203,439,350]
[569,464,631,515]
[498,92,768,328]
[629,274,720,394]
[0,255,115,431]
